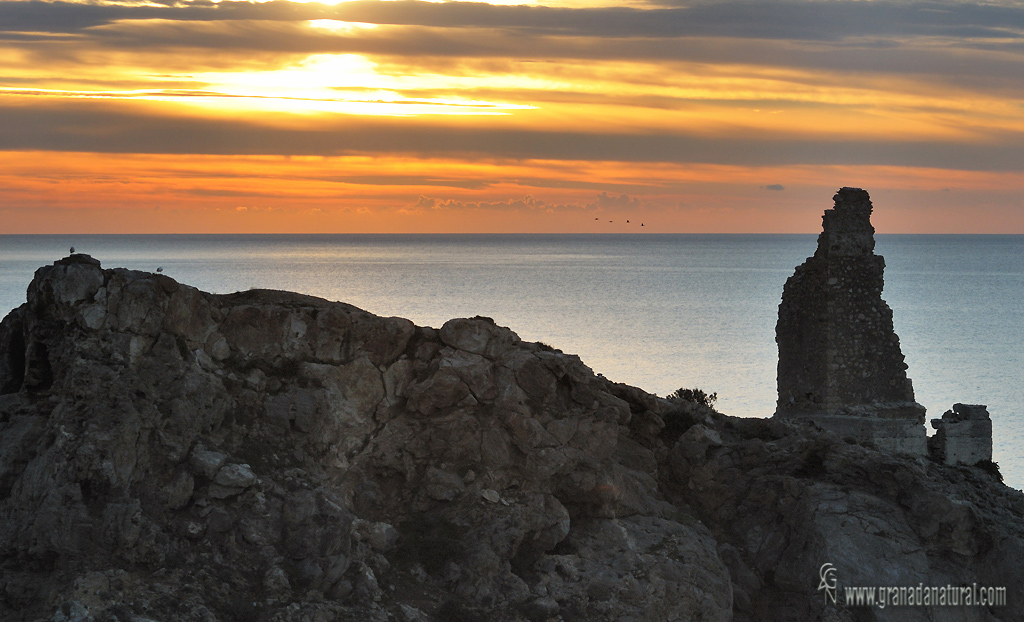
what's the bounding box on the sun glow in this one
[306,20,379,32]
[185,54,535,116]
[0,51,536,117]
[3,0,1024,232]
[266,0,361,6]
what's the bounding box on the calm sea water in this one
[1,234,1021,489]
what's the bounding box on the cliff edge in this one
[1,255,1022,622]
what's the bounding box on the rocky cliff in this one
[1,255,1023,622]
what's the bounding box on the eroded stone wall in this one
[775,188,926,454]
[929,403,993,466]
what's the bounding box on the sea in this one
[1,234,1021,489]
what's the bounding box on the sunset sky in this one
[2,0,1024,233]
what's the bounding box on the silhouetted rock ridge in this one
[0,253,1022,622]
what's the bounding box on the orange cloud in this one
[3,0,1024,232]
[1,151,1021,233]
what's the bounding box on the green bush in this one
[666,387,718,409]
[659,387,717,442]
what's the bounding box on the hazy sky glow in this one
[2,0,1024,232]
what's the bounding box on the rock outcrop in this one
[775,188,927,454]
[1,254,1023,622]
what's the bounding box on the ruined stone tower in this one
[775,187,927,454]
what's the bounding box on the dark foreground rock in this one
[0,255,1022,622]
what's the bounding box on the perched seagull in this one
[156,267,164,273]
[70,246,75,253]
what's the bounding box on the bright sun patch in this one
[188,54,536,116]
[306,20,379,32]
[0,51,535,117]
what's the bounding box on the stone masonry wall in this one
[929,403,993,466]
[776,188,926,454]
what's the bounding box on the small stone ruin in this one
[775,188,927,454]
[929,403,993,466]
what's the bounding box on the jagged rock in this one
[0,254,1021,622]
[213,463,256,489]
[423,467,465,501]
[0,255,731,622]
[208,463,257,498]
[163,471,195,510]
[667,414,1024,621]
[190,445,228,480]
[353,518,399,553]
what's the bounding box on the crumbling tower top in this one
[820,187,875,257]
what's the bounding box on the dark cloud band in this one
[5,1,1024,89]
[3,0,1024,41]
[1,100,1021,171]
